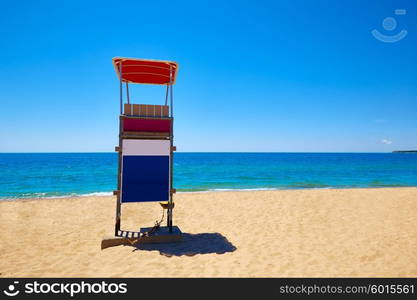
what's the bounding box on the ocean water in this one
[0,153,417,199]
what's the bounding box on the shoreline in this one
[1,185,417,202]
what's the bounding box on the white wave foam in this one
[177,187,280,194]
[0,191,114,200]
[78,192,114,197]
[177,186,335,194]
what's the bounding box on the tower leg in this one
[167,206,173,232]
[115,217,120,236]
[114,118,123,237]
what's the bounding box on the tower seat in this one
[124,103,169,118]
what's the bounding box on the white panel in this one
[122,139,170,156]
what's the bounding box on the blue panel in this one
[121,155,169,203]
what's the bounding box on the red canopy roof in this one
[112,57,178,85]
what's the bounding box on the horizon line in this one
[0,151,400,154]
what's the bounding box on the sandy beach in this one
[0,188,416,277]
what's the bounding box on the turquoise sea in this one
[0,153,417,199]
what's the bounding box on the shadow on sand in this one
[131,233,237,257]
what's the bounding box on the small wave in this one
[210,187,279,192]
[0,191,114,200]
[177,187,281,193]
[78,192,114,197]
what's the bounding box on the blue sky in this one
[1,0,416,152]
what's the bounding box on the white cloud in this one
[381,139,392,145]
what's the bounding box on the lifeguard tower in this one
[102,57,181,249]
